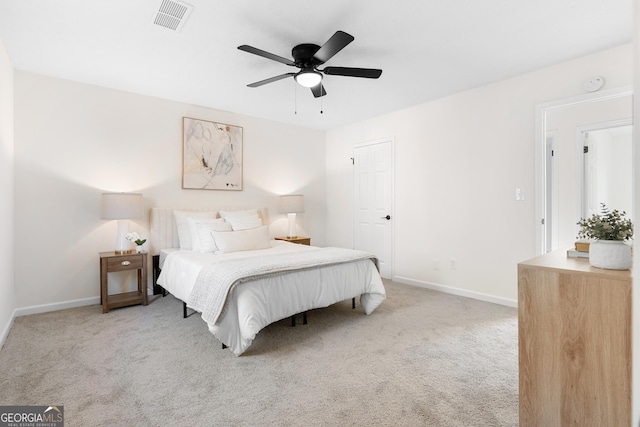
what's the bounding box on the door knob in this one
[381,215,391,220]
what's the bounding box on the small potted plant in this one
[577,203,633,269]
[126,232,147,253]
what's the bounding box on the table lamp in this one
[278,194,305,238]
[101,192,144,253]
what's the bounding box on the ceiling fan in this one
[238,30,382,98]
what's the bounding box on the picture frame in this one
[182,117,243,190]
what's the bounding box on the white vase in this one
[136,245,143,253]
[588,240,632,270]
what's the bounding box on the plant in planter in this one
[577,203,633,269]
[125,232,147,253]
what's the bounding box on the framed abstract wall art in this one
[182,117,243,190]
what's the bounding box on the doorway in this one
[352,139,394,278]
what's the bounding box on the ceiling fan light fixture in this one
[295,69,322,88]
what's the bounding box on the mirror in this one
[580,124,633,218]
[535,88,633,253]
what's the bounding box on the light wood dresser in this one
[518,249,631,426]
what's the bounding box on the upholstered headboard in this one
[149,207,269,255]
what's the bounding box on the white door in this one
[581,131,598,218]
[353,140,393,278]
[545,132,558,253]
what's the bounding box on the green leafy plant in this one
[125,232,147,246]
[577,203,633,241]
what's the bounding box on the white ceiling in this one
[0,0,632,130]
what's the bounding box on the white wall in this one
[13,72,326,309]
[326,44,632,304]
[0,38,15,348]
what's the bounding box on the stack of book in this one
[567,240,590,258]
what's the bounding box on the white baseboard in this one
[10,286,157,319]
[14,296,100,317]
[393,275,518,308]
[1,290,158,349]
[0,308,17,351]
[1,280,515,348]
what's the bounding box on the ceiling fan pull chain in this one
[294,80,297,115]
[320,83,324,114]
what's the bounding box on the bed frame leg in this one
[352,297,356,309]
[152,255,167,297]
[182,302,196,319]
[291,313,308,326]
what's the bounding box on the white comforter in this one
[157,241,386,355]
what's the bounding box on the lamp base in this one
[114,219,131,254]
[287,213,297,239]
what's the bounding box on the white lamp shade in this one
[278,195,305,214]
[101,193,143,253]
[101,193,144,220]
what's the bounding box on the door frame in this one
[534,85,632,254]
[545,130,559,253]
[352,137,395,278]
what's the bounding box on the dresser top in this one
[519,248,631,280]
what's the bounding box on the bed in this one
[150,207,386,355]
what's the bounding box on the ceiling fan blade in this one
[313,31,354,64]
[310,84,327,98]
[238,45,295,66]
[323,67,382,79]
[247,73,296,88]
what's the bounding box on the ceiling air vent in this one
[151,0,193,32]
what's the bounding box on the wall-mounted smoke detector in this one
[583,76,605,93]
[151,0,193,32]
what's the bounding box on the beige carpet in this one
[0,280,518,426]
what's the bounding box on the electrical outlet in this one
[450,259,457,270]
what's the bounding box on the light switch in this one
[515,188,524,201]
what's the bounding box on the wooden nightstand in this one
[99,251,148,313]
[275,236,311,245]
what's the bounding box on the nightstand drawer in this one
[107,255,143,272]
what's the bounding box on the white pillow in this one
[219,209,258,219]
[219,209,262,231]
[212,226,271,254]
[173,210,217,250]
[188,217,232,252]
[225,214,262,231]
